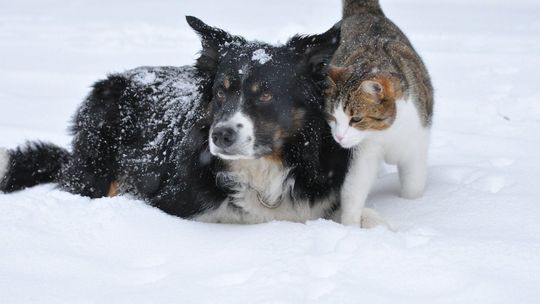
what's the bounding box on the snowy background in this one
[1,0,540,303]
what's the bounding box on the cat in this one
[326,0,434,226]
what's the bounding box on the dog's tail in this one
[0,142,69,193]
[342,0,384,18]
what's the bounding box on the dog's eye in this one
[216,89,226,100]
[349,116,363,125]
[260,93,273,102]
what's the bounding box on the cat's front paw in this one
[360,208,389,229]
[341,213,362,227]
[400,187,424,199]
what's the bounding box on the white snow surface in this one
[0,148,9,181]
[1,0,540,303]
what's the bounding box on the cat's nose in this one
[335,134,344,142]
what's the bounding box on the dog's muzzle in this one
[209,112,256,160]
[211,126,237,149]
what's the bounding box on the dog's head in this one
[187,16,340,160]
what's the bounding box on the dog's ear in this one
[287,21,341,81]
[186,16,245,73]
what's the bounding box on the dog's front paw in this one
[341,208,389,229]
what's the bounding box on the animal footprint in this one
[470,175,508,194]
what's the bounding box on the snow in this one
[252,48,272,64]
[122,65,202,151]
[1,0,540,303]
[130,69,157,85]
[0,148,9,181]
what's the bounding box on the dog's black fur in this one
[0,17,350,223]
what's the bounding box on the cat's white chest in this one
[364,98,429,165]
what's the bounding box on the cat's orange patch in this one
[372,75,402,101]
[347,75,402,131]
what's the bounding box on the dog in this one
[0,16,356,224]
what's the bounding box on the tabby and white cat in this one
[326,0,434,226]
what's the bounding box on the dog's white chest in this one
[192,158,333,224]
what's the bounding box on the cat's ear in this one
[359,76,401,102]
[360,80,384,98]
[328,65,353,84]
[186,16,245,73]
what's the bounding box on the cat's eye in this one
[260,93,273,102]
[350,116,363,124]
[216,89,226,100]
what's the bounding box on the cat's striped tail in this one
[0,142,69,193]
[342,0,384,18]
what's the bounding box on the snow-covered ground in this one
[1,0,540,303]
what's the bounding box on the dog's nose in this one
[212,127,237,148]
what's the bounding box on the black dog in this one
[0,17,350,224]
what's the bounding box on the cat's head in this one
[325,65,402,148]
